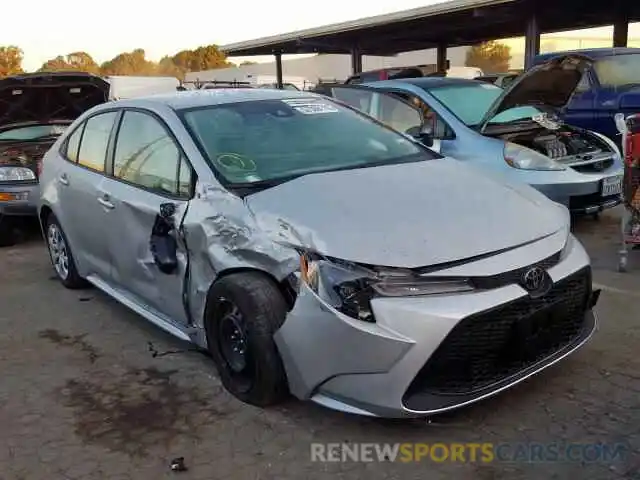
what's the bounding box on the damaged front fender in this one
[179,182,301,347]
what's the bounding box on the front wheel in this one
[45,214,87,289]
[205,272,289,407]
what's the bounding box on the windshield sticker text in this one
[283,98,339,115]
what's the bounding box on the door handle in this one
[97,196,115,210]
[58,173,69,186]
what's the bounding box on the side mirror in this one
[406,124,434,148]
[417,124,434,147]
[150,202,179,275]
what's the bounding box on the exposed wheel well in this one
[207,267,297,312]
[39,205,52,230]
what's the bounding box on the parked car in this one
[0,72,109,245]
[532,48,640,144]
[476,72,520,88]
[326,54,624,216]
[346,67,426,84]
[39,89,599,418]
[345,64,480,84]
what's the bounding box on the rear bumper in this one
[0,183,39,217]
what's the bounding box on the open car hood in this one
[479,54,593,133]
[0,72,110,127]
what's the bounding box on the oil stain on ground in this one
[40,329,230,457]
[57,366,229,457]
[38,328,100,363]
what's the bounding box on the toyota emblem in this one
[521,266,551,296]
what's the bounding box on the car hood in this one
[245,158,566,268]
[479,54,593,133]
[0,72,110,127]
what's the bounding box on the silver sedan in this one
[39,89,599,418]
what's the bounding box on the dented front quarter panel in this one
[181,181,300,347]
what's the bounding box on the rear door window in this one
[77,112,118,172]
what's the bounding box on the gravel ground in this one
[0,209,638,480]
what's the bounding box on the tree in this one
[465,41,511,74]
[0,46,24,78]
[171,45,230,72]
[39,51,100,73]
[100,49,158,76]
[156,56,185,79]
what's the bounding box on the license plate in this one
[602,175,623,197]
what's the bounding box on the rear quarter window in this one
[76,112,118,173]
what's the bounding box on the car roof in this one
[103,88,324,111]
[391,77,492,89]
[533,47,640,65]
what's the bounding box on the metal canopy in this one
[221,0,639,57]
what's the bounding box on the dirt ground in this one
[0,209,638,480]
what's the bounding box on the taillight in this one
[379,70,389,80]
[37,158,43,176]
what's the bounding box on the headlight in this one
[300,253,474,323]
[0,166,36,182]
[589,131,622,158]
[503,142,566,171]
[559,233,576,261]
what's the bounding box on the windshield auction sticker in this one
[282,98,339,114]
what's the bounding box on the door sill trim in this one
[86,274,193,342]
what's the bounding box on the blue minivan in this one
[532,48,640,145]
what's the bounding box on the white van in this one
[105,76,181,100]
[446,66,484,79]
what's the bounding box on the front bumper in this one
[275,233,597,418]
[530,169,623,214]
[0,183,39,217]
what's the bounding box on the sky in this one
[3,0,639,72]
[3,0,434,71]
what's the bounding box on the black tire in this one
[205,272,289,407]
[45,214,87,289]
[0,215,16,247]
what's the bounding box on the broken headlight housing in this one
[299,253,474,323]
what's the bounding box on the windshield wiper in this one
[229,175,302,195]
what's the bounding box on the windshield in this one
[427,82,542,126]
[428,83,503,125]
[181,98,430,186]
[594,54,640,88]
[0,124,68,141]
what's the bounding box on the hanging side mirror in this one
[150,202,178,275]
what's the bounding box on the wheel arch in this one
[203,267,297,326]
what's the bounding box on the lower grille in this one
[404,267,591,400]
